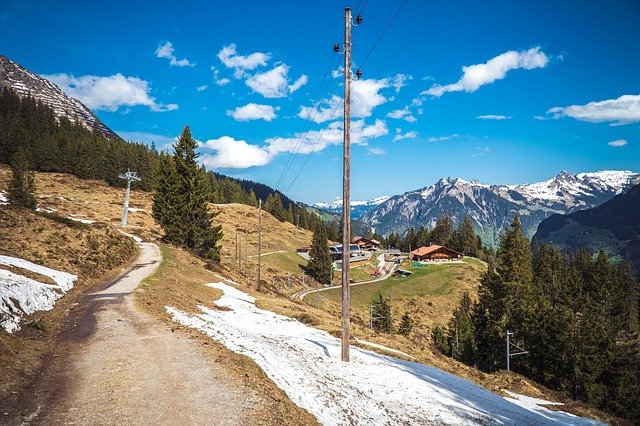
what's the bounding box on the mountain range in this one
[313,196,390,219]
[0,54,118,139]
[534,182,640,274]
[352,170,640,247]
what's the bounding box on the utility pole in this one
[235,230,239,268]
[506,330,511,372]
[258,199,262,290]
[245,227,248,276]
[506,329,529,372]
[118,170,141,227]
[340,6,353,363]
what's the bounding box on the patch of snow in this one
[0,256,77,333]
[213,274,239,286]
[67,215,95,224]
[0,190,7,205]
[314,196,390,209]
[117,229,143,243]
[167,282,602,425]
[354,338,417,360]
[502,390,596,425]
[127,207,145,213]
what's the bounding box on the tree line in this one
[432,214,640,422]
[0,89,324,235]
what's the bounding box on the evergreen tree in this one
[398,312,413,335]
[432,324,451,355]
[371,292,392,333]
[430,214,453,246]
[454,215,480,257]
[447,291,476,364]
[154,126,223,260]
[307,223,332,285]
[8,147,37,209]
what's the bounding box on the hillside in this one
[361,171,640,247]
[0,55,118,139]
[533,183,640,274]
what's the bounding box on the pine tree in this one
[430,214,453,246]
[8,147,37,209]
[398,312,413,335]
[432,324,451,355]
[455,215,480,257]
[447,291,476,364]
[371,292,392,333]
[154,126,223,261]
[307,223,332,285]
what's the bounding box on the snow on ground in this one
[168,282,602,425]
[0,190,7,205]
[67,215,95,224]
[0,255,77,333]
[126,207,145,213]
[117,229,143,243]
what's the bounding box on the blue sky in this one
[1,0,639,204]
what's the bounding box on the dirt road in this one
[14,242,260,425]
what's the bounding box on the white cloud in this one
[226,103,279,122]
[472,146,490,157]
[210,67,231,86]
[477,114,511,120]
[546,94,640,125]
[155,41,194,67]
[393,129,417,142]
[266,119,388,157]
[217,44,270,78]
[428,134,460,143]
[196,85,208,92]
[387,106,417,122]
[43,73,178,112]
[368,147,386,155]
[391,74,412,93]
[299,75,403,123]
[201,136,272,169]
[245,64,308,98]
[608,139,628,147]
[533,115,547,120]
[298,95,342,123]
[424,47,549,97]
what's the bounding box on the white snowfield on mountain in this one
[0,255,77,333]
[167,282,602,425]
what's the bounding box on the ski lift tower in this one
[119,170,141,227]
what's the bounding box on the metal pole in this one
[245,227,248,276]
[341,6,352,363]
[236,230,239,270]
[121,180,131,227]
[507,330,511,372]
[258,199,262,290]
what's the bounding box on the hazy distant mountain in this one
[313,196,390,219]
[533,183,640,274]
[0,54,118,139]
[360,171,640,247]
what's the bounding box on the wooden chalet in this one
[410,245,463,262]
[352,236,381,251]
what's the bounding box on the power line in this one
[283,97,343,194]
[358,0,408,70]
[273,53,340,192]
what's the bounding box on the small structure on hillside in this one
[352,236,381,251]
[410,245,463,262]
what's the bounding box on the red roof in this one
[410,245,442,256]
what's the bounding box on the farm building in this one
[410,245,463,262]
[352,236,381,250]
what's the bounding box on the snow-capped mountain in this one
[360,170,640,247]
[313,196,390,219]
[0,54,118,139]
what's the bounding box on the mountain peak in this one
[0,54,118,139]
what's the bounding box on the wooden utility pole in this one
[244,227,248,275]
[258,199,262,290]
[341,6,352,363]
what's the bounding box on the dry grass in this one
[0,164,159,241]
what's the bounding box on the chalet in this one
[410,245,463,262]
[329,244,366,262]
[352,236,381,251]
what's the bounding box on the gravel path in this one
[18,242,259,425]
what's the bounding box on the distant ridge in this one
[0,54,118,139]
[359,170,640,247]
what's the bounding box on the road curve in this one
[16,241,259,425]
[293,262,398,301]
